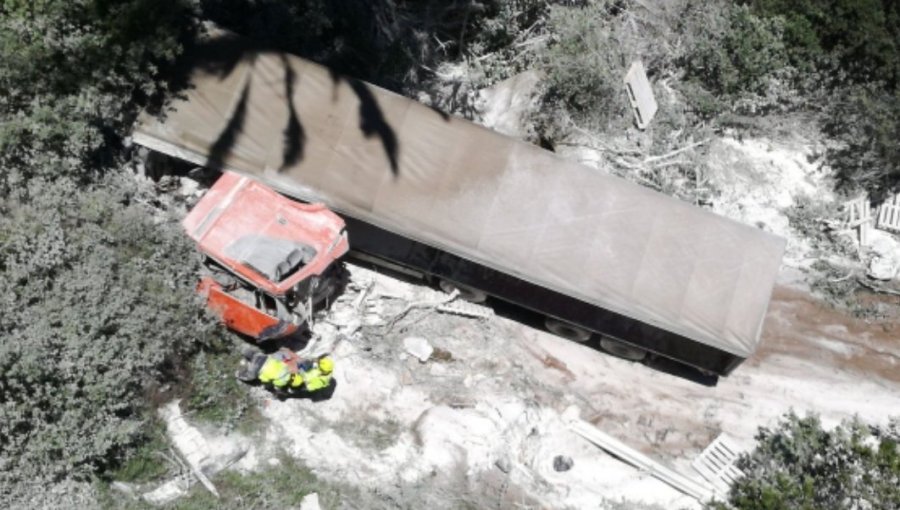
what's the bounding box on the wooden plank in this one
[568,419,715,502]
[877,204,900,232]
[623,61,658,130]
[691,434,745,496]
[843,194,871,228]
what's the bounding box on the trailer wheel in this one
[599,337,647,361]
[544,318,592,343]
[439,279,488,303]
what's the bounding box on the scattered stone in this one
[111,481,138,499]
[300,492,321,510]
[477,70,541,138]
[142,478,191,506]
[495,457,512,474]
[553,455,574,472]
[429,363,448,376]
[178,176,201,197]
[866,231,900,280]
[403,336,433,363]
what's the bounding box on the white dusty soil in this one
[223,258,898,510]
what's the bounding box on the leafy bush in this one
[0,0,197,191]
[709,413,900,510]
[736,0,900,197]
[0,173,220,503]
[537,2,633,133]
[743,0,900,89]
[186,348,261,434]
[96,452,357,510]
[678,2,793,115]
[823,86,900,199]
[199,0,551,93]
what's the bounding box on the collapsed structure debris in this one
[140,401,250,505]
[134,28,786,377]
[565,408,717,502]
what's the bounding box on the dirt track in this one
[528,281,900,469]
[757,285,900,383]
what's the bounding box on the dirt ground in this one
[202,259,897,510]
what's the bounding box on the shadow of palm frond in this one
[206,77,250,172]
[329,69,400,177]
[279,53,306,171]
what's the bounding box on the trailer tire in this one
[599,337,647,361]
[544,318,592,343]
[439,279,488,303]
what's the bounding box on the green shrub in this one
[186,348,261,434]
[537,2,632,133]
[0,173,220,502]
[743,0,900,89]
[0,0,198,191]
[784,195,841,247]
[708,413,900,510]
[96,453,354,510]
[678,2,793,114]
[823,86,900,199]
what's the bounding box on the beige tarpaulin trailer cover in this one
[134,32,785,360]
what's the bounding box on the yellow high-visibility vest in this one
[259,358,291,387]
[301,368,332,392]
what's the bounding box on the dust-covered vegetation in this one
[3,0,899,507]
[96,452,354,510]
[0,172,224,503]
[708,413,900,510]
[0,0,210,505]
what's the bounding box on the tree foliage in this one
[678,3,793,114]
[742,0,900,89]
[0,0,197,190]
[738,0,900,196]
[0,173,220,503]
[709,413,900,510]
[823,86,900,198]
[531,0,900,196]
[199,0,551,93]
[538,2,633,132]
[0,1,217,504]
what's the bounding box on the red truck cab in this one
[183,172,349,340]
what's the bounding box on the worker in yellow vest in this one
[255,350,334,398]
[259,348,303,392]
[294,357,334,393]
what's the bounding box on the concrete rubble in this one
[866,230,900,280]
[141,401,253,505]
[403,336,434,362]
[299,492,321,510]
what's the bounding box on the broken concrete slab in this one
[866,230,900,280]
[300,492,321,510]
[154,399,253,502]
[142,477,192,506]
[404,336,433,363]
[477,70,542,138]
[110,481,139,499]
